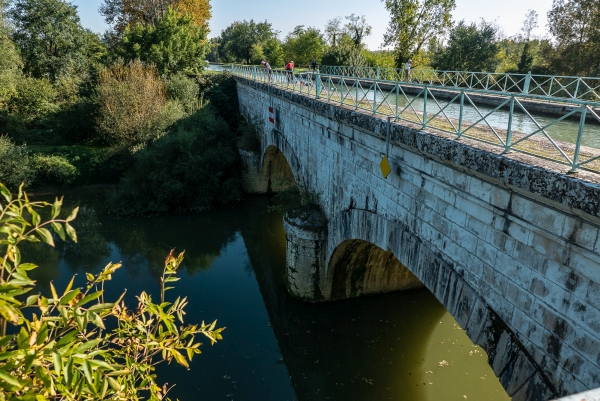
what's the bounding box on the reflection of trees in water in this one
[21,241,62,295]
[23,188,243,287]
[59,205,111,269]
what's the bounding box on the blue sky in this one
[72,0,553,50]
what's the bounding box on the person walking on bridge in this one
[285,61,294,83]
[261,60,272,82]
[404,59,413,81]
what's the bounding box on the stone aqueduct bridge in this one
[234,76,600,401]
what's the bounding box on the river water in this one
[24,189,510,401]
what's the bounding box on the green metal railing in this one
[230,64,600,174]
[319,65,600,102]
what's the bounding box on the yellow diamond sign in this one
[380,156,391,179]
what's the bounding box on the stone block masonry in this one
[235,76,600,400]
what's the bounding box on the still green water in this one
[24,189,510,401]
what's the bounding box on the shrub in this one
[110,106,241,214]
[6,77,58,123]
[237,117,261,153]
[0,135,33,189]
[0,185,223,400]
[164,72,200,114]
[196,72,239,129]
[30,154,79,186]
[95,60,166,146]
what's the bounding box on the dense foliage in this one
[8,0,103,82]
[0,186,223,399]
[110,106,241,214]
[117,7,208,76]
[432,21,499,72]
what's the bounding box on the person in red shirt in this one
[285,61,294,82]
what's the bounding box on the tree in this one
[382,0,455,67]
[0,183,223,400]
[324,17,342,46]
[7,0,91,81]
[521,9,538,41]
[219,20,278,64]
[321,39,367,67]
[118,7,208,75]
[432,20,499,72]
[343,14,371,47]
[547,0,600,76]
[0,29,22,107]
[100,0,211,36]
[283,26,326,65]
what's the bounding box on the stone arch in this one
[323,208,556,401]
[260,129,303,192]
[329,239,423,300]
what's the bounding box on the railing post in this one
[571,105,587,172]
[253,65,257,80]
[423,87,428,127]
[505,96,515,152]
[376,67,381,80]
[231,64,234,74]
[574,78,581,99]
[373,80,378,113]
[457,91,465,138]
[355,78,359,109]
[485,74,490,90]
[315,73,321,99]
[395,83,399,119]
[523,71,531,94]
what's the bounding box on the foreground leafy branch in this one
[0,182,224,400]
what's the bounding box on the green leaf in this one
[19,263,37,271]
[86,273,94,282]
[65,206,79,222]
[30,209,40,227]
[106,369,131,377]
[36,227,55,247]
[75,291,102,307]
[53,352,62,377]
[107,377,121,391]
[51,222,65,241]
[0,301,20,323]
[170,349,189,368]
[37,323,48,345]
[17,327,28,349]
[25,294,39,306]
[89,312,105,329]
[164,277,180,283]
[36,365,52,390]
[82,360,94,387]
[88,303,115,312]
[51,198,62,219]
[65,223,77,243]
[59,289,81,305]
[0,183,11,202]
[65,356,74,386]
[0,370,21,388]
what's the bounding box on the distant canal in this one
[25,189,510,401]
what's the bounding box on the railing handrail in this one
[320,65,600,81]
[227,63,600,175]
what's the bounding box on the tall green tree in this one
[547,0,600,76]
[7,0,91,81]
[432,20,498,72]
[382,0,455,67]
[283,26,326,65]
[343,14,371,47]
[219,20,278,64]
[118,7,208,75]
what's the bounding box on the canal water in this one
[24,189,510,401]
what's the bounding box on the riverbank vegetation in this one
[209,0,599,77]
[0,0,246,214]
[0,183,223,399]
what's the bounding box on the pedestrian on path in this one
[285,61,294,82]
[261,60,272,82]
[404,59,413,81]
